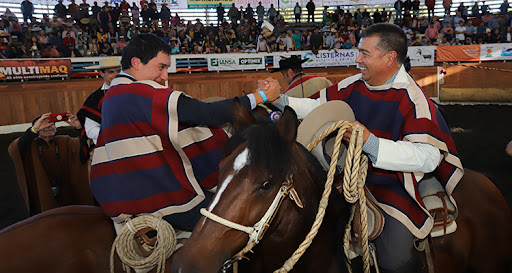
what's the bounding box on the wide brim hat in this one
[297,100,355,171]
[270,55,308,73]
[80,18,90,24]
[87,57,121,69]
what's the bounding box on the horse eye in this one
[260,180,272,190]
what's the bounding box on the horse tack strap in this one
[200,175,302,266]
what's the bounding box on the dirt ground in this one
[1,104,511,230]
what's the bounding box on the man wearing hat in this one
[262,23,463,273]
[271,55,333,98]
[76,58,121,163]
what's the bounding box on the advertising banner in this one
[407,46,435,67]
[480,43,512,61]
[188,0,234,8]
[0,59,72,81]
[289,50,359,68]
[207,54,265,71]
[436,44,480,62]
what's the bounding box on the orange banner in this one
[0,59,72,81]
[436,45,481,62]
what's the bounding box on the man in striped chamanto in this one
[90,34,276,231]
[264,23,463,273]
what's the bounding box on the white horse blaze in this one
[207,148,250,213]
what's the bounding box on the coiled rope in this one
[274,120,370,273]
[110,214,177,273]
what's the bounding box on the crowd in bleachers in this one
[1,0,512,59]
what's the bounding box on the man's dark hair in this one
[121,33,172,70]
[360,23,407,65]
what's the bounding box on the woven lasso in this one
[110,214,177,273]
[274,121,370,273]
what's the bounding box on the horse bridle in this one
[200,174,304,272]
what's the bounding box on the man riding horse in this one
[90,34,274,237]
[261,23,463,273]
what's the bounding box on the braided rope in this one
[110,214,177,273]
[274,120,370,273]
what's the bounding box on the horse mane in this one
[225,117,351,271]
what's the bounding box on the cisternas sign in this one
[0,59,72,81]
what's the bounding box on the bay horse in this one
[0,102,511,273]
[172,101,512,273]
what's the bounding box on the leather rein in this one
[200,174,304,272]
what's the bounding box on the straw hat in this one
[87,58,121,69]
[297,100,355,171]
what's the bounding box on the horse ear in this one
[232,97,256,131]
[278,106,298,143]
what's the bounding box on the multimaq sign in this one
[0,59,72,81]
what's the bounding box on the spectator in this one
[500,0,510,15]
[170,39,179,53]
[443,0,452,15]
[228,3,238,24]
[256,2,265,24]
[425,21,439,43]
[79,0,90,20]
[306,0,316,22]
[442,22,454,42]
[394,0,404,20]
[131,5,140,26]
[246,4,255,21]
[216,3,225,26]
[505,26,512,42]
[412,0,420,18]
[11,113,94,215]
[89,37,99,56]
[487,15,500,31]
[481,1,490,16]
[325,29,334,49]
[62,43,82,57]
[439,36,450,45]
[471,2,480,18]
[0,38,9,59]
[455,21,466,42]
[149,4,159,26]
[68,0,80,22]
[453,11,464,26]
[54,0,68,19]
[292,29,302,50]
[116,36,127,53]
[310,27,323,50]
[256,35,269,52]
[99,37,114,55]
[160,4,171,28]
[465,20,476,41]
[76,32,87,55]
[91,1,101,18]
[214,33,228,52]
[268,4,277,22]
[120,0,130,11]
[97,7,111,31]
[63,32,76,46]
[294,2,302,23]
[21,0,34,24]
[457,2,468,20]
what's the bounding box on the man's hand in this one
[65,111,82,129]
[343,121,370,144]
[32,113,53,132]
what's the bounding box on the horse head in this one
[172,100,349,273]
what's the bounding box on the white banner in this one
[480,43,512,61]
[10,0,187,7]
[322,0,394,6]
[207,53,265,71]
[301,50,359,68]
[407,46,435,67]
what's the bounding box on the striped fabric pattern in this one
[312,70,463,239]
[90,77,227,223]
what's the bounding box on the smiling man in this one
[89,34,273,233]
[262,23,463,273]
